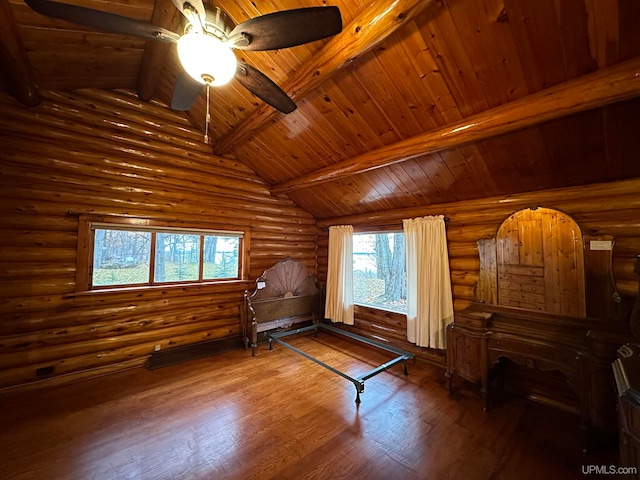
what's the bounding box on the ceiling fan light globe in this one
[177,32,237,86]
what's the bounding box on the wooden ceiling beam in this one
[136,0,182,102]
[212,0,435,155]
[0,1,40,106]
[271,56,640,196]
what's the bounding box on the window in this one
[79,217,246,291]
[93,229,152,286]
[353,232,406,313]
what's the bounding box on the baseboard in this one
[147,336,244,369]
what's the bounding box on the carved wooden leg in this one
[445,371,453,394]
[482,389,489,411]
[251,319,258,357]
[481,370,490,411]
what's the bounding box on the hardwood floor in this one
[0,333,620,479]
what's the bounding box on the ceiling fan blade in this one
[235,62,296,114]
[171,73,204,111]
[229,7,342,51]
[25,0,180,42]
[170,0,206,28]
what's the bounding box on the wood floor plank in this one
[0,333,619,479]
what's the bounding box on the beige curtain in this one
[325,225,354,325]
[403,215,453,349]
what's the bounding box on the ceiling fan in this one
[24,0,342,115]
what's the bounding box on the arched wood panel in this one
[496,208,585,316]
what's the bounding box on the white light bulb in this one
[177,32,237,86]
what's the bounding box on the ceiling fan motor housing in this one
[183,4,235,41]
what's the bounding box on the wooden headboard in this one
[241,258,323,356]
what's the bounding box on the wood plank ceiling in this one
[2,0,640,219]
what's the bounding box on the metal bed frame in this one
[268,322,415,404]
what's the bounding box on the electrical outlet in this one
[154,344,161,352]
[590,240,612,251]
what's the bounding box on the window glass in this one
[92,229,151,287]
[353,232,406,313]
[203,235,240,279]
[154,233,200,283]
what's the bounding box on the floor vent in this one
[147,336,244,370]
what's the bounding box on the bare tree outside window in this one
[155,233,200,282]
[203,235,239,279]
[92,229,151,286]
[353,232,406,313]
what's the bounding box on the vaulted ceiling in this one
[2,0,640,219]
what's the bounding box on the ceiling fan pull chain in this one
[204,83,210,144]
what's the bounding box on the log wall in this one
[0,90,318,389]
[2,86,639,386]
[316,178,640,364]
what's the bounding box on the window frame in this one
[352,229,407,315]
[76,215,250,292]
